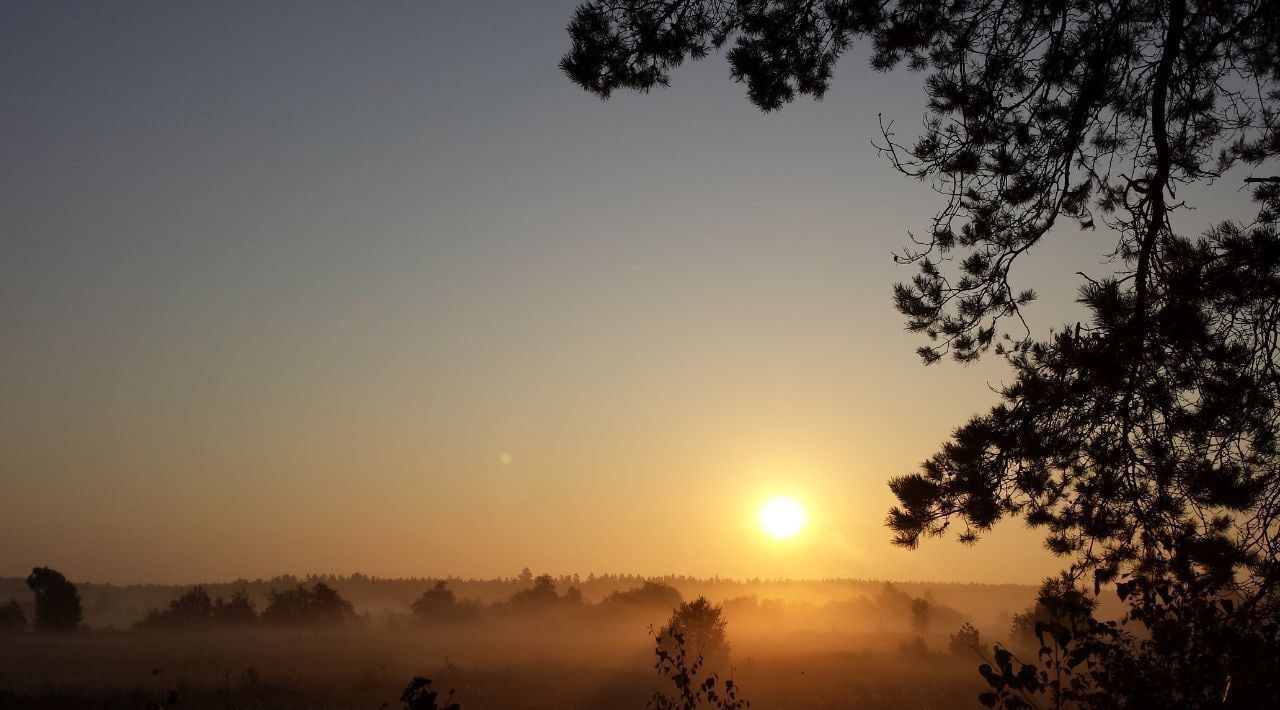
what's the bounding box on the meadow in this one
[0,575,1044,709]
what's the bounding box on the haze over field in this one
[0,570,1052,708]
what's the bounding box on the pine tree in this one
[562,1,1280,704]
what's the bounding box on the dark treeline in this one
[0,566,1057,650]
[0,568,1041,631]
[0,566,1056,709]
[124,573,973,640]
[135,583,356,629]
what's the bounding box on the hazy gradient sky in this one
[1,1,1256,585]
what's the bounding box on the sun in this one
[758,496,808,539]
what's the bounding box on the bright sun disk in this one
[758,496,807,539]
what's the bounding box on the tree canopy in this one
[563,0,1280,705]
[661,596,731,666]
[26,567,81,633]
[409,580,480,623]
[137,587,258,629]
[602,580,684,610]
[260,582,355,626]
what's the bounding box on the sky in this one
[0,1,1255,585]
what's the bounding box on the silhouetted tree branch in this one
[562,0,1280,705]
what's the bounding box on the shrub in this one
[399,677,460,710]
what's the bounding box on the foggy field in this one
[0,625,987,709]
[0,575,1029,709]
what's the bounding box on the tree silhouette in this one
[650,623,749,710]
[948,622,985,657]
[261,582,354,625]
[1008,605,1048,648]
[168,587,213,619]
[307,582,354,622]
[138,587,212,628]
[563,1,1280,705]
[562,584,585,606]
[508,573,570,612]
[411,580,457,619]
[660,597,730,668]
[1005,577,1094,649]
[26,567,81,633]
[138,586,258,628]
[410,581,477,623]
[603,580,684,611]
[211,589,257,624]
[399,677,461,710]
[909,597,931,636]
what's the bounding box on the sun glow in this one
[758,496,808,539]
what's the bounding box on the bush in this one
[400,677,460,710]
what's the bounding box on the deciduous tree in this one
[26,567,81,633]
[660,596,730,667]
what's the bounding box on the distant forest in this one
[0,570,1046,631]
[1,568,1065,709]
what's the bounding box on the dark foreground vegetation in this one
[0,566,1047,708]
